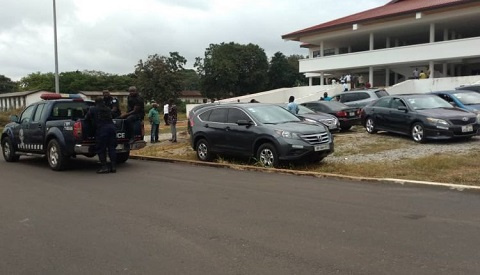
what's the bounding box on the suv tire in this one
[2,137,20,162]
[196,138,212,161]
[256,143,279,168]
[47,139,69,171]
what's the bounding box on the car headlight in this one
[275,130,301,139]
[476,112,480,123]
[426,117,450,129]
[304,118,317,124]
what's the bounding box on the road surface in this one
[1,157,479,274]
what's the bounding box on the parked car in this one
[360,94,479,143]
[189,103,334,167]
[332,88,389,108]
[431,90,480,113]
[301,101,361,131]
[277,104,340,132]
[456,84,480,93]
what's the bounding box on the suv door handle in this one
[225,126,230,131]
[205,123,209,128]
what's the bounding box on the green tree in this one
[178,69,200,91]
[134,52,187,104]
[19,72,55,91]
[287,54,307,86]
[195,42,269,100]
[0,75,19,93]
[267,52,298,89]
[19,71,135,93]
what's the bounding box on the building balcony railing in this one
[299,37,480,73]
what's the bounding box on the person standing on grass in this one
[168,98,178,142]
[148,103,160,143]
[163,102,169,126]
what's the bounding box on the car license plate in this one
[462,124,473,133]
[314,144,329,151]
[349,112,355,116]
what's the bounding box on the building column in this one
[386,68,390,86]
[369,66,374,86]
[320,41,324,57]
[320,73,325,86]
[443,29,449,41]
[394,73,399,84]
[442,63,448,77]
[429,61,434,79]
[386,37,391,48]
[429,23,435,43]
[309,77,313,86]
[369,33,374,50]
[450,64,455,77]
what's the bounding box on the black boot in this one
[97,154,109,174]
[109,162,116,173]
[97,166,110,174]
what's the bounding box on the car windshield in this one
[406,96,453,110]
[246,105,301,124]
[452,91,480,105]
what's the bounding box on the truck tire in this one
[2,137,20,162]
[47,139,69,171]
[116,151,130,164]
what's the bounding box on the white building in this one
[281,0,480,88]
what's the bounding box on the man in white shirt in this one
[163,103,169,125]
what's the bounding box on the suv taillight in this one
[189,116,194,127]
[336,111,347,117]
[73,120,82,139]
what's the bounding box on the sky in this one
[0,0,387,81]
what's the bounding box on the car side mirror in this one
[397,106,408,112]
[9,115,19,123]
[237,120,253,126]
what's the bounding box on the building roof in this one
[282,0,475,40]
[0,90,50,98]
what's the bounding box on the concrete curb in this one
[130,155,480,192]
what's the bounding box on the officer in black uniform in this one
[85,97,117,174]
[120,86,145,142]
[103,90,121,118]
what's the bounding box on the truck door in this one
[14,105,36,152]
[27,103,47,152]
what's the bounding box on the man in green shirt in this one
[148,103,161,143]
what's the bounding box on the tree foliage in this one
[18,71,134,92]
[0,75,19,93]
[267,52,307,89]
[134,52,186,104]
[195,42,269,100]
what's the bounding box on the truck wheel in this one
[47,139,69,171]
[256,143,279,168]
[116,151,130,164]
[2,137,20,162]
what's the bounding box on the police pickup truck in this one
[1,93,146,171]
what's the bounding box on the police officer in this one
[120,86,145,143]
[85,97,117,174]
[103,90,121,118]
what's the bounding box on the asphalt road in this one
[1,156,480,274]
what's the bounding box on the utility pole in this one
[53,0,60,93]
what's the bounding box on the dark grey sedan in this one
[360,94,480,143]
